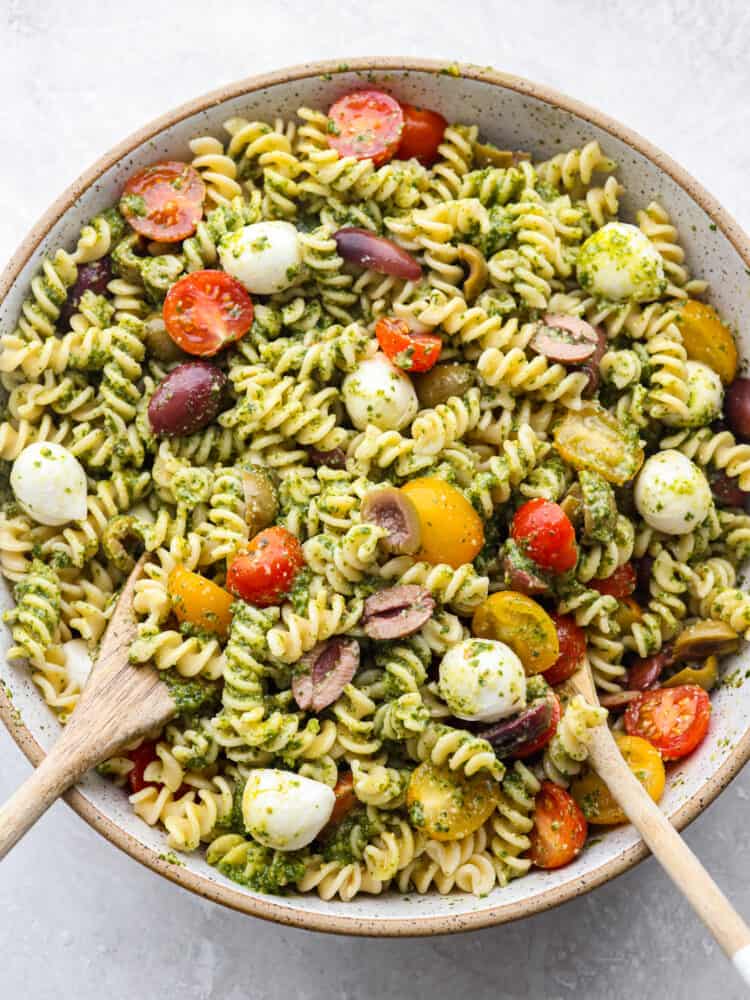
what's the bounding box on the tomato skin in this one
[572,733,665,825]
[511,499,577,574]
[227,527,305,607]
[327,90,404,166]
[543,614,586,686]
[407,762,499,841]
[327,773,356,828]
[397,104,447,166]
[591,563,637,599]
[163,270,254,357]
[375,317,442,373]
[168,566,234,638]
[400,477,484,569]
[128,741,158,795]
[624,685,711,761]
[121,161,205,242]
[472,591,559,675]
[529,782,588,870]
[513,694,561,759]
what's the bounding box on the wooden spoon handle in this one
[589,725,750,981]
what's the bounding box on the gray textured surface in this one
[1,1,749,997]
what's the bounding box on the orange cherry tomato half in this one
[120,160,205,242]
[511,498,577,574]
[543,614,586,686]
[127,741,158,795]
[528,781,588,870]
[327,772,357,828]
[513,693,562,759]
[168,566,234,638]
[624,684,711,761]
[327,90,404,166]
[397,104,447,166]
[163,270,254,357]
[375,317,442,373]
[227,526,305,607]
[591,563,637,599]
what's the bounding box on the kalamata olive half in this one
[144,315,187,363]
[709,469,748,508]
[627,648,674,690]
[477,694,554,757]
[307,446,347,469]
[363,585,435,639]
[58,258,112,328]
[725,378,750,441]
[414,364,474,409]
[361,487,421,554]
[580,326,607,397]
[532,315,600,364]
[334,227,422,281]
[148,362,227,436]
[292,638,360,712]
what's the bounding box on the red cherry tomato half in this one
[163,270,254,357]
[591,563,637,599]
[624,685,711,761]
[511,498,578,574]
[513,693,562,759]
[227,526,305,607]
[543,614,586,686]
[327,90,404,166]
[127,741,158,795]
[528,782,588,870]
[120,161,205,242]
[397,104,447,166]
[375,316,442,373]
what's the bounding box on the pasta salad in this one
[2,89,750,901]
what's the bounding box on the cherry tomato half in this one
[543,614,586,686]
[168,566,233,639]
[128,741,158,795]
[572,733,665,825]
[528,782,588,870]
[375,316,442,373]
[327,90,404,166]
[327,772,356,828]
[163,270,254,357]
[120,161,205,242]
[511,498,577,574]
[397,104,447,166]
[591,563,637,599]
[227,526,305,607]
[514,693,562,759]
[624,684,711,761]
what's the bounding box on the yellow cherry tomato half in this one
[571,733,665,825]
[472,591,559,675]
[677,299,738,385]
[168,565,234,638]
[554,402,644,486]
[406,762,499,841]
[401,477,484,569]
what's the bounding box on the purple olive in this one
[599,690,641,712]
[477,694,555,757]
[633,556,654,602]
[725,378,750,441]
[362,585,435,639]
[361,487,421,555]
[292,638,360,713]
[307,446,347,469]
[709,469,748,508]
[148,362,227,437]
[627,646,674,690]
[532,315,600,364]
[580,326,607,397]
[58,258,112,328]
[334,227,422,280]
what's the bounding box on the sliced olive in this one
[559,482,583,527]
[242,467,278,538]
[362,585,435,640]
[144,315,189,363]
[457,244,488,302]
[673,620,739,662]
[361,486,421,555]
[414,364,474,409]
[477,694,554,757]
[292,638,360,712]
[532,315,599,365]
[663,655,719,692]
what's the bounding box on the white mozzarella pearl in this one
[62,639,93,689]
[577,222,666,302]
[438,638,527,724]
[11,442,88,526]
[219,221,301,294]
[342,353,418,431]
[242,769,335,851]
[662,360,724,428]
[634,449,712,535]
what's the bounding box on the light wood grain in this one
[569,661,750,979]
[0,555,175,859]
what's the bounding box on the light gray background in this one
[1,1,749,997]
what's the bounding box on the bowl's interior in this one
[2,60,749,935]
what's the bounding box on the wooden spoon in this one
[568,660,750,986]
[0,555,176,858]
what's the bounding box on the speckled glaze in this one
[1,58,749,937]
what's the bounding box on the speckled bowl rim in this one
[2,56,749,937]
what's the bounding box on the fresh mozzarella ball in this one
[635,449,712,535]
[242,769,335,851]
[63,639,93,689]
[438,638,527,724]
[577,222,666,302]
[342,353,419,431]
[219,221,301,294]
[11,442,87,526]
[662,360,724,428]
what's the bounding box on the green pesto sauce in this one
[163,671,221,715]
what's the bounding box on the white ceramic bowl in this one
[2,58,749,936]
